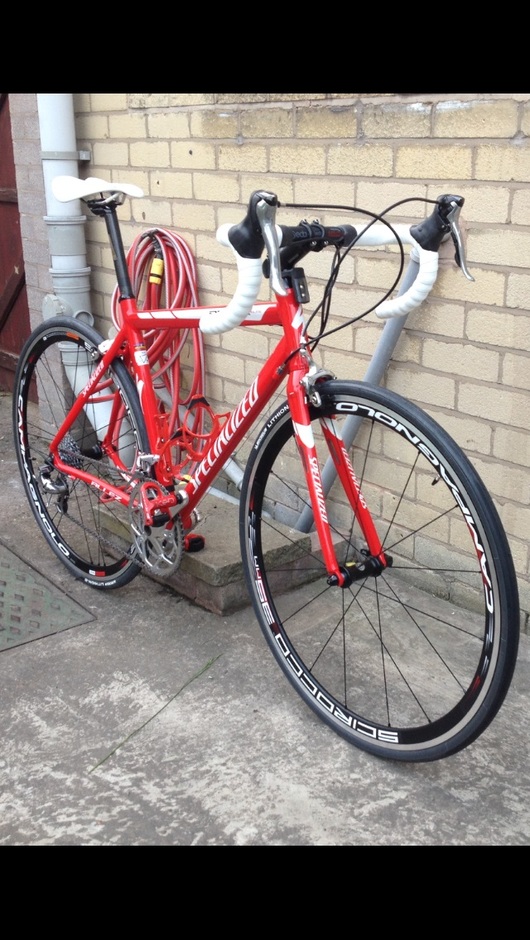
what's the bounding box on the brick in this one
[356,181,428,217]
[296,104,358,139]
[319,321,355,355]
[352,322,384,357]
[304,247,354,284]
[501,351,530,391]
[193,173,240,203]
[330,284,384,319]
[521,102,530,135]
[73,93,91,112]
[433,99,518,137]
[148,112,190,139]
[386,367,456,409]
[130,140,170,168]
[468,454,530,504]
[407,301,465,339]
[196,263,222,294]
[493,426,530,466]
[270,145,326,175]
[91,141,128,167]
[422,338,499,381]
[466,308,530,350]
[109,113,147,138]
[328,143,393,177]
[241,108,293,138]
[222,378,249,408]
[76,113,109,141]
[356,255,406,291]
[458,382,530,431]
[218,143,267,172]
[293,176,355,206]
[190,111,239,139]
[396,145,473,179]
[117,169,150,195]
[362,102,431,138]
[506,273,530,311]
[196,231,235,264]
[390,331,422,365]
[219,94,268,105]
[510,188,530,224]
[127,94,215,109]
[205,349,245,383]
[475,142,530,182]
[151,170,193,200]
[90,94,127,111]
[438,265,505,306]
[171,200,215,234]
[433,411,492,455]
[468,228,530,268]
[135,199,172,227]
[323,349,367,379]
[10,92,37,113]
[171,140,216,169]
[221,328,269,361]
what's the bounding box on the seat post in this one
[88,198,135,300]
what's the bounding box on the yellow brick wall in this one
[71,92,530,628]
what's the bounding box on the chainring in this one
[128,480,184,577]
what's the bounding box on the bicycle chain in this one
[51,471,185,577]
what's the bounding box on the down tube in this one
[183,342,289,509]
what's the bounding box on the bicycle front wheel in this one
[240,380,519,761]
[13,316,149,589]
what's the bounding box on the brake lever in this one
[257,195,288,296]
[437,194,475,282]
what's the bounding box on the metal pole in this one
[296,254,420,533]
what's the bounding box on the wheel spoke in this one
[241,382,519,761]
[13,319,148,588]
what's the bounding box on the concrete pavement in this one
[0,390,529,845]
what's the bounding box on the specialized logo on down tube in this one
[190,378,260,493]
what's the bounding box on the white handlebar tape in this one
[199,220,439,334]
[353,223,439,320]
[199,224,263,335]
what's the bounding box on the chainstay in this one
[44,471,183,576]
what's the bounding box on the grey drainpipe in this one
[37,94,93,324]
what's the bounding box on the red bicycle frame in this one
[49,286,387,587]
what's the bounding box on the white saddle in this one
[52,175,144,202]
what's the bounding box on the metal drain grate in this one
[0,541,95,650]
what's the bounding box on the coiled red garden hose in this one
[111,227,205,448]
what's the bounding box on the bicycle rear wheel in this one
[240,380,519,761]
[13,316,148,589]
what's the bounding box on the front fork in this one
[288,367,390,588]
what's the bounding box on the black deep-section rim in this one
[13,320,143,583]
[241,381,519,759]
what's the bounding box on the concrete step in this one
[154,492,312,615]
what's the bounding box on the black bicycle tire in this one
[13,316,149,589]
[239,380,520,762]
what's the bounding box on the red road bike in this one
[12,176,519,761]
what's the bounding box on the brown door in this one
[0,93,31,392]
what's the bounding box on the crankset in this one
[128,479,184,577]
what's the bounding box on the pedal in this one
[184,533,205,553]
